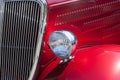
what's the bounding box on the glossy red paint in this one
[38,58,61,80]
[39,0,120,68]
[58,45,120,80]
[37,0,120,79]
[45,0,120,48]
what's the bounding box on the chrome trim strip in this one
[0,1,5,71]
[28,0,47,80]
[3,0,48,80]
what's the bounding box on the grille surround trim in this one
[2,0,48,80]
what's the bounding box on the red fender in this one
[58,45,120,80]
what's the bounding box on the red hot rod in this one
[0,0,120,80]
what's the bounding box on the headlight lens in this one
[49,31,77,59]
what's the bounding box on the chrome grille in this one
[1,1,41,80]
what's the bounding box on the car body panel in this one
[58,45,120,80]
[37,0,120,79]
[39,0,120,68]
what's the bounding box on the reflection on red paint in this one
[115,60,120,73]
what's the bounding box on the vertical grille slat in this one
[1,1,41,80]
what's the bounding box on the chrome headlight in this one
[49,31,77,59]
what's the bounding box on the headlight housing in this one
[49,31,77,59]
